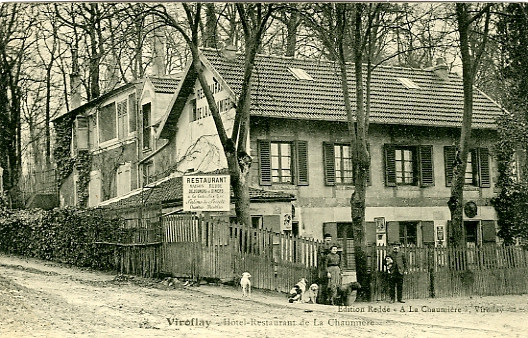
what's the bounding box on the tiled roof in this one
[149,75,182,94]
[99,174,295,210]
[201,49,504,129]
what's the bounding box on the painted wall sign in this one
[183,175,230,211]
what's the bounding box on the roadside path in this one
[0,253,527,338]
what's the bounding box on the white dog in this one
[240,272,251,297]
[304,283,319,304]
[288,278,307,303]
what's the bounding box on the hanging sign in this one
[183,175,230,211]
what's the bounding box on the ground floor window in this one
[337,222,355,271]
[399,221,418,246]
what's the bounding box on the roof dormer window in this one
[288,67,314,81]
[397,77,420,89]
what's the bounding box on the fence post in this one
[428,245,435,298]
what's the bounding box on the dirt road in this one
[0,253,527,338]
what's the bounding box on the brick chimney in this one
[433,57,449,81]
[222,42,237,61]
[70,48,81,109]
[151,30,165,76]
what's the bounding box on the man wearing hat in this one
[386,243,408,303]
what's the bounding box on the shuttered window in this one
[385,144,434,187]
[258,140,308,186]
[444,146,490,187]
[324,142,370,186]
[98,102,116,143]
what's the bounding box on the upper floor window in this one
[97,97,133,145]
[384,144,434,187]
[258,140,308,186]
[323,142,371,186]
[98,102,116,143]
[128,93,137,133]
[271,142,292,183]
[395,147,414,185]
[444,146,490,187]
[72,116,88,152]
[142,103,152,150]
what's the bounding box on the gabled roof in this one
[52,82,139,122]
[148,75,183,94]
[190,48,502,130]
[99,172,295,210]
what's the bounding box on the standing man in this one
[317,233,334,304]
[386,243,407,303]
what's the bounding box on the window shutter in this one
[117,101,127,140]
[471,150,479,186]
[258,140,272,186]
[295,140,309,186]
[419,145,434,187]
[444,146,456,187]
[323,222,338,239]
[323,142,336,186]
[386,221,400,244]
[128,93,137,132]
[478,147,491,188]
[263,215,281,233]
[422,221,435,244]
[384,144,396,186]
[481,220,496,243]
[365,221,376,245]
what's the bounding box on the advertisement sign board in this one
[183,175,230,212]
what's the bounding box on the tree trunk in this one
[285,8,299,57]
[448,4,477,252]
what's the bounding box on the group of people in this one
[318,233,408,305]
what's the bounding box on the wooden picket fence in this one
[117,213,320,293]
[370,244,528,300]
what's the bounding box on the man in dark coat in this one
[317,233,334,304]
[386,243,407,303]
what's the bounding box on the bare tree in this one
[0,3,37,206]
[447,3,493,250]
[147,3,277,225]
[301,3,392,301]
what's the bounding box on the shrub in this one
[0,206,123,270]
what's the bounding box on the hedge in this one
[0,206,124,271]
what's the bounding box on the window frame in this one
[258,139,309,186]
[98,102,117,144]
[334,143,354,184]
[394,146,416,185]
[270,141,293,184]
[142,102,152,151]
[444,146,490,188]
[384,144,434,187]
[323,142,371,186]
[399,221,418,246]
